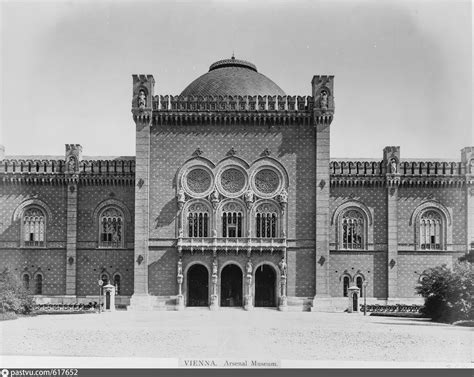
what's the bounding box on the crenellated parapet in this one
[148,94,315,126]
[330,159,467,188]
[152,94,314,112]
[0,158,135,185]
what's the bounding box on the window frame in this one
[332,201,374,251]
[21,206,47,248]
[98,206,125,249]
[410,202,452,251]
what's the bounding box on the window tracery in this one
[255,203,278,238]
[99,207,124,248]
[419,210,442,250]
[23,207,46,247]
[341,210,364,249]
[187,202,210,237]
[221,202,244,238]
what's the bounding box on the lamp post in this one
[98,279,103,314]
[363,280,368,316]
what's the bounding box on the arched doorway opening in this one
[220,264,243,307]
[255,264,277,307]
[187,264,209,307]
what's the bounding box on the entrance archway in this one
[254,264,277,307]
[187,264,209,307]
[220,264,243,307]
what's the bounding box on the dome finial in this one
[231,51,235,60]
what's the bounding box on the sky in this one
[0,0,472,159]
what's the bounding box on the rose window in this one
[186,168,212,194]
[255,169,279,194]
[220,168,245,194]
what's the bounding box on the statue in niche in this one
[279,257,287,278]
[211,189,220,209]
[67,156,76,172]
[177,257,183,277]
[278,188,288,204]
[212,259,218,277]
[244,190,254,208]
[390,158,398,174]
[320,90,328,109]
[177,188,185,204]
[138,89,146,109]
[246,259,253,276]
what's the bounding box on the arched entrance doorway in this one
[220,264,243,307]
[187,264,209,307]
[254,264,277,307]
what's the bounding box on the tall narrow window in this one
[255,204,278,238]
[223,211,242,237]
[341,210,364,249]
[420,210,442,250]
[23,207,45,247]
[113,274,121,295]
[187,203,210,238]
[343,276,350,297]
[356,276,363,298]
[35,274,43,295]
[99,207,124,248]
[22,274,30,291]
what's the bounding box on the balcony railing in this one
[177,237,287,253]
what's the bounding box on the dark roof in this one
[180,57,286,97]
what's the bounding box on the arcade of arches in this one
[183,260,281,309]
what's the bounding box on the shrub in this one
[416,261,473,323]
[0,268,34,314]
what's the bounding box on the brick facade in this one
[0,58,472,311]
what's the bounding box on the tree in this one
[0,268,34,314]
[416,261,473,323]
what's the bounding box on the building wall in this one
[0,181,135,297]
[147,123,317,297]
[0,184,67,295]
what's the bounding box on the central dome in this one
[180,57,286,97]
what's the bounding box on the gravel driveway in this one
[0,309,472,365]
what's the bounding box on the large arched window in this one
[221,202,244,238]
[255,203,279,238]
[420,210,442,250]
[23,207,46,247]
[341,210,364,249]
[99,207,124,248]
[187,203,210,237]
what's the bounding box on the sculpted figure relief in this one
[246,259,253,275]
[212,259,218,276]
[177,188,185,203]
[67,156,76,172]
[177,257,183,277]
[278,188,288,203]
[390,158,398,174]
[138,90,146,109]
[244,190,254,208]
[279,257,287,277]
[320,90,328,109]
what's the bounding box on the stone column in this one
[65,144,82,298]
[311,75,334,311]
[244,258,253,311]
[130,75,154,310]
[384,146,400,301]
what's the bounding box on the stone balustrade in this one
[152,95,315,112]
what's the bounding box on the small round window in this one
[186,168,212,194]
[254,168,280,196]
